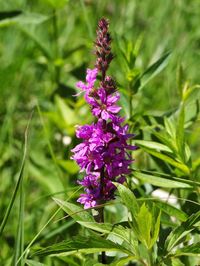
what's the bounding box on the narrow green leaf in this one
[134,172,192,188]
[165,211,200,252]
[134,140,172,153]
[26,260,46,266]
[0,111,33,236]
[174,242,200,257]
[154,201,188,222]
[176,104,185,162]
[183,84,200,103]
[55,95,79,126]
[53,198,95,222]
[139,51,171,90]
[136,204,152,249]
[109,256,137,266]
[32,235,130,257]
[176,63,184,98]
[139,147,190,174]
[13,177,25,265]
[0,10,22,20]
[150,206,161,248]
[0,19,17,27]
[78,221,132,246]
[19,27,52,59]
[114,183,139,216]
[164,117,176,139]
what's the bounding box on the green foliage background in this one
[0,0,199,265]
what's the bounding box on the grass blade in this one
[0,110,33,236]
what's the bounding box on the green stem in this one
[94,168,107,264]
[129,83,133,119]
[52,9,60,85]
[148,248,154,266]
[94,207,107,264]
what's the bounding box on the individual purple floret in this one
[71,18,136,209]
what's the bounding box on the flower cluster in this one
[71,18,136,209]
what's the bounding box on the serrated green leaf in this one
[134,172,191,188]
[165,211,200,252]
[53,198,94,222]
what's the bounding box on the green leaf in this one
[114,183,139,217]
[134,140,173,153]
[78,221,132,246]
[176,104,185,162]
[0,10,22,20]
[0,12,49,28]
[139,51,171,90]
[138,146,190,174]
[150,206,161,248]
[171,258,185,266]
[32,235,130,257]
[19,27,52,59]
[55,95,79,126]
[154,201,188,222]
[176,63,184,98]
[0,112,32,236]
[109,256,137,266]
[135,204,161,249]
[53,198,95,222]
[165,211,200,252]
[0,18,17,27]
[134,172,192,188]
[12,175,25,265]
[57,159,79,174]
[25,260,46,266]
[164,117,176,139]
[136,204,152,249]
[17,13,49,25]
[183,85,200,103]
[43,0,68,9]
[174,242,200,257]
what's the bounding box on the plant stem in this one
[148,248,154,266]
[129,83,133,119]
[52,9,60,85]
[94,207,107,264]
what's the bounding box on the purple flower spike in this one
[71,18,136,209]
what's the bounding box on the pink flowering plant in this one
[71,18,136,209]
[31,17,200,266]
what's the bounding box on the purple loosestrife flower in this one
[71,18,136,209]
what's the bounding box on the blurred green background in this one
[0,0,200,265]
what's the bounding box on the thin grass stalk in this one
[0,110,33,237]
